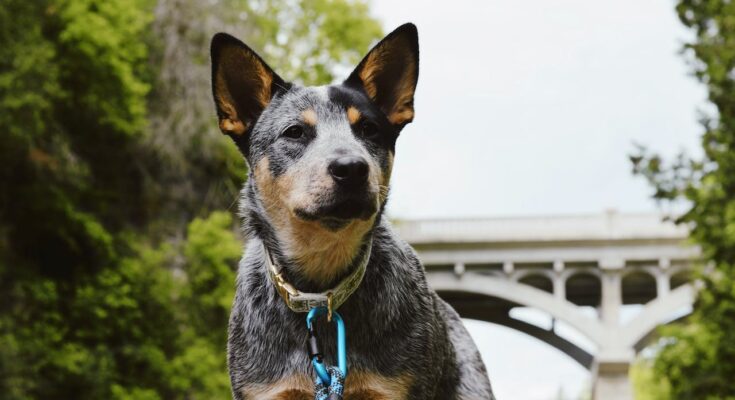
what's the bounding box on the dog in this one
[211,23,495,399]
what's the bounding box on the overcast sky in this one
[370,0,705,220]
[367,0,705,398]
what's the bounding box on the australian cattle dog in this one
[211,23,495,399]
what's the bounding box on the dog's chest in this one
[241,370,413,400]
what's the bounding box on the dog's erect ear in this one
[345,23,419,129]
[211,33,286,137]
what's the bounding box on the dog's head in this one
[211,24,418,281]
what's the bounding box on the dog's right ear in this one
[211,33,286,137]
[345,23,419,131]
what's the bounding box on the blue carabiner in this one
[306,307,347,386]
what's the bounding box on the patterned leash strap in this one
[306,307,347,400]
[314,366,344,400]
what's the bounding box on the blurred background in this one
[1,0,734,399]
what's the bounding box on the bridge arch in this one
[430,272,695,370]
[516,272,554,293]
[621,284,695,349]
[621,270,658,305]
[429,272,607,349]
[511,268,555,281]
[443,289,594,368]
[564,270,602,307]
[399,212,700,399]
[670,268,692,290]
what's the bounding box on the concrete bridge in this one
[393,211,699,400]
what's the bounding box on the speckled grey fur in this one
[229,216,495,399]
[213,24,495,400]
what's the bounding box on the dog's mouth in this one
[294,194,377,230]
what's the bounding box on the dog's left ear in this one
[346,23,419,130]
[211,33,286,138]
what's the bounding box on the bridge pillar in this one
[553,275,566,300]
[592,359,633,400]
[656,271,670,297]
[600,273,622,326]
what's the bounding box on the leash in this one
[308,307,346,400]
[263,239,373,400]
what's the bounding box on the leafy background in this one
[630,1,735,399]
[2,0,735,399]
[0,1,380,398]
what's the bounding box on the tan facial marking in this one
[241,374,311,400]
[385,57,416,125]
[219,118,247,135]
[273,390,311,400]
[254,157,290,230]
[215,99,248,135]
[250,55,274,108]
[345,371,413,399]
[347,106,361,124]
[378,152,394,204]
[388,106,414,125]
[358,43,416,126]
[240,371,412,400]
[291,217,375,282]
[302,108,318,126]
[359,52,381,100]
[254,157,376,282]
[213,48,273,135]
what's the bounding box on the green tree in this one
[146,0,383,235]
[630,358,672,400]
[0,0,160,397]
[631,1,735,398]
[0,0,382,398]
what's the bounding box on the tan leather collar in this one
[263,238,373,314]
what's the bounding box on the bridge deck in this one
[393,211,699,400]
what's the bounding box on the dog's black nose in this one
[328,156,369,186]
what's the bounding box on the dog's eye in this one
[359,121,380,139]
[282,125,304,140]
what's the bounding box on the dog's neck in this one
[241,180,378,292]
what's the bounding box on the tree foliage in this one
[0,0,382,398]
[146,0,382,234]
[631,1,735,398]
